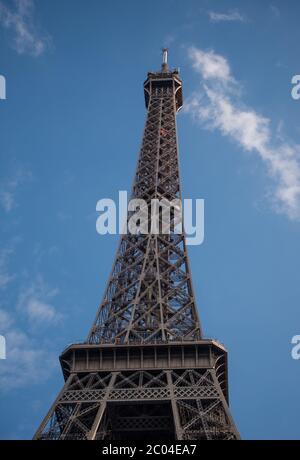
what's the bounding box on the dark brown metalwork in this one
[34,51,240,440]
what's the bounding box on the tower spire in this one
[161,47,169,72]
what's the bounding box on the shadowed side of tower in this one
[34,51,240,441]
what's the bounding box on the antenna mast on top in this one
[161,48,169,72]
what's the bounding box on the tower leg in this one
[166,371,183,440]
[87,373,117,440]
[33,374,73,440]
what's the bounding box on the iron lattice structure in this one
[34,51,240,441]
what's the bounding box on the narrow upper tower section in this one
[144,49,183,112]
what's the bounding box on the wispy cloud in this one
[0,239,62,391]
[0,309,56,391]
[0,273,62,390]
[208,9,246,23]
[185,46,300,220]
[0,0,49,56]
[188,48,234,83]
[0,191,14,213]
[17,275,62,325]
[163,34,176,48]
[0,247,15,289]
[0,166,32,213]
[0,308,13,330]
[270,5,280,18]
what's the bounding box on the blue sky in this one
[0,0,300,440]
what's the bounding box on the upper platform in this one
[143,49,183,112]
[59,339,229,402]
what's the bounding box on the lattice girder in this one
[34,365,238,440]
[88,70,201,345]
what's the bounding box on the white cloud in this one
[189,47,233,84]
[18,275,62,325]
[0,0,49,56]
[208,10,246,23]
[185,46,300,220]
[26,298,59,323]
[0,166,32,213]
[0,309,56,391]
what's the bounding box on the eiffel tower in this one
[34,50,240,441]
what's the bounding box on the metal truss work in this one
[34,366,238,440]
[87,56,201,345]
[34,50,240,440]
